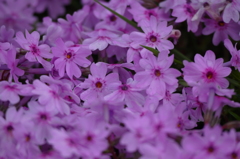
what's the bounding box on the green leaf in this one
[94,0,143,32]
[170,49,191,62]
[178,79,188,87]
[229,111,240,120]
[173,59,183,66]
[227,77,240,88]
[229,70,240,81]
[140,45,159,56]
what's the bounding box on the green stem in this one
[171,49,191,62]
[94,0,143,32]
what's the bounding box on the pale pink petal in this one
[147,79,165,99]
[139,59,153,70]
[223,4,239,23]
[25,52,37,62]
[38,44,52,58]
[104,90,125,103]
[89,39,108,51]
[202,21,215,35]
[54,58,66,77]
[134,71,152,89]
[66,62,81,79]
[81,89,98,101]
[5,107,17,121]
[204,50,216,61]
[212,30,228,46]
[90,63,107,78]
[73,56,91,68]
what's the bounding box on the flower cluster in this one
[0,0,240,158]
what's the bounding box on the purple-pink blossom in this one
[134,52,181,99]
[52,38,91,79]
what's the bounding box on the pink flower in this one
[0,41,10,65]
[171,1,200,32]
[83,28,119,51]
[80,62,120,106]
[174,102,197,132]
[120,115,154,152]
[224,129,240,159]
[0,25,14,43]
[139,140,181,159]
[48,129,80,158]
[0,81,21,104]
[0,0,36,32]
[192,83,234,104]
[93,2,126,30]
[14,121,39,158]
[15,30,53,71]
[35,0,71,19]
[190,0,226,26]
[52,38,91,79]
[128,2,171,25]
[58,8,89,43]
[182,50,231,88]
[183,51,233,106]
[49,116,109,159]
[222,0,240,23]
[104,78,145,107]
[130,16,174,52]
[150,105,178,138]
[32,79,70,115]
[78,117,109,158]
[4,46,24,83]
[39,17,64,46]
[224,39,240,71]
[182,125,235,159]
[24,101,57,143]
[202,19,240,46]
[134,52,181,100]
[39,75,80,104]
[115,34,143,63]
[161,88,183,107]
[0,107,24,158]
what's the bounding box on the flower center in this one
[154,70,161,77]
[150,35,157,42]
[177,122,183,128]
[148,12,154,17]
[40,143,53,154]
[121,85,128,91]
[227,0,233,2]
[6,125,14,132]
[207,145,215,153]
[66,53,72,59]
[25,134,31,142]
[87,135,92,141]
[40,114,47,120]
[231,152,238,159]
[95,81,103,88]
[203,2,210,7]
[30,44,39,55]
[155,123,162,131]
[206,71,213,79]
[218,21,225,27]
[144,10,157,18]
[110,15,117,22]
